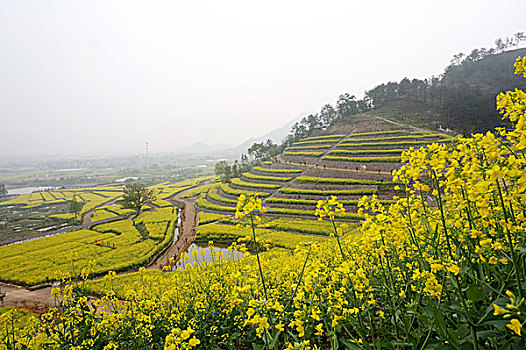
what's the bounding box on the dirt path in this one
[1,285,53,308]
[148,191,199,270]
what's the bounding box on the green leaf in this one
[447,327,459,347]
[466,285,483,302]
[340,339,362,350]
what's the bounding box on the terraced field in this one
[194,124,453,248]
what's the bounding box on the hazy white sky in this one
[1,0,525,157]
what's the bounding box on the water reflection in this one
[173,242,243,270]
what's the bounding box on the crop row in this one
[198,212,230,225]
[196,196,236,213]
[198,194,363,219]
[278,187,377,195]
[301,134,346,141]
[218,183,270,198]
[337,139,451,148]
[180,183,217,199]
[322,155,401,163]
[265,197,396,206]
[329,149,405,155]
[262,218,349,236]
[283,151,324,157]
[342,134,450,143]
[349,130,422,137]
[252,166,303,174]
[285,144,332,150]
[291,139,340,146]
[208,186,237,205]
[91,209,118,222]
[294,176,391,185]
[230,178,281,190]
[271,207,364,220]
[243,172,292,182]
[196,223,327,250]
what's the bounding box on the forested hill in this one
[442,48,526,90]
[365,48,526,134]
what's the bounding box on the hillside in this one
[365,48,526,134]
[192,116,453,238]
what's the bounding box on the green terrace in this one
[218,183,270,198]
[294,176,396,186]
[243,172,293,182]
[336,139,452,148]
[283,151,324,157]
[252,166,303,174]
[342,134,451,143]
[196,223,328,249]
[301,134,346,141]
[197,194,364,220]
[230,178,281,190]
[285,144,332,150]
[322,155,401,163]
[278,187,377,196]
[291,139,342,146]
[265,197,396,206]
[349,130,420,137]
[328,149,405,155]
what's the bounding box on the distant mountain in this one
[174,114,309,157]
[233,113,308,153]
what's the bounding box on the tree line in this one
[364,33,526,133]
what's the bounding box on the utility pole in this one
[145,141,150,171]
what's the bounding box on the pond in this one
[173,242,244,270]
